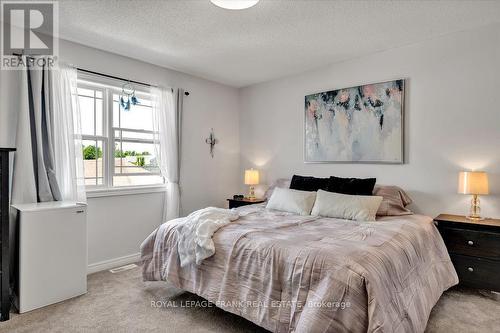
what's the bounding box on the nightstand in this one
[434,214,500,292]
[227,198,265,209]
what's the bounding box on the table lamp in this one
[458,171,489,220]
[244,169,259,200]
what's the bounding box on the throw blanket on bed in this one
[177,207,239,266]
[141,204,458,333]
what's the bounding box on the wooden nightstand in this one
[227,198,265,209]
[434,214,500,292]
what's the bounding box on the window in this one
[78,77,164,190]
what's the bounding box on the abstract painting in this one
[304,79,404,163]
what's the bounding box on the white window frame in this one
[77,73,165,197]
[79,82,108,188]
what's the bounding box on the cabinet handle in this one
[467,240,474,246]
[75,210,85,213]
[467,267,474,272]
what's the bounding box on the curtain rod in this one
[77,68,190,96]
[11,53,190,96]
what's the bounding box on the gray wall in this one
[239,23,500,218]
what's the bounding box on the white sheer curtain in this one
[151,86,180,222]
[52,63,86,203]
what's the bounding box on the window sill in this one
[86,185,166,198]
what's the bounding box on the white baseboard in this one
[87,252,141,275]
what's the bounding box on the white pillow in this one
[311,190,383,221]
[266,187,316,216]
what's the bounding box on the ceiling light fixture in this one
[210,0,259,10]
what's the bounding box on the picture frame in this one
[304,78,405,164]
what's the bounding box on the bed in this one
[141,203,458,332]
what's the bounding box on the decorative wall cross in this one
[205,128,218,158]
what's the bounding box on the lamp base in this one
[467,194,483,221]
[246,185,256,200]
[466,215,485,221]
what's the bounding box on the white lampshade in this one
[458,171,489,195]
[244,169,259,185]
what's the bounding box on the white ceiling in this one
[58,0,500,87]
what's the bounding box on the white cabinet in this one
[11,201,87,313]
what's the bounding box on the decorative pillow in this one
[327,176,376,196]
[311,190,383,221]
[266,187,317,216]
[289,175,329,192]
[264,178,292,199]
[373,185,413,216]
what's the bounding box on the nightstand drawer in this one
[450,254,500,291]
[439,227,500,260]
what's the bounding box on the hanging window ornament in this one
[120,82,140,111]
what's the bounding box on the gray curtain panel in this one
[24,58,62,202]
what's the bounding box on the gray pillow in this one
[373,185,413,216]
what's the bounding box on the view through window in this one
[78,78,164,189]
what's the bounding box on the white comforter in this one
[177,207,239,267]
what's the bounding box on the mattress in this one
[141,204,458,332]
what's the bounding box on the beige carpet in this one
[1,265,499,333]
